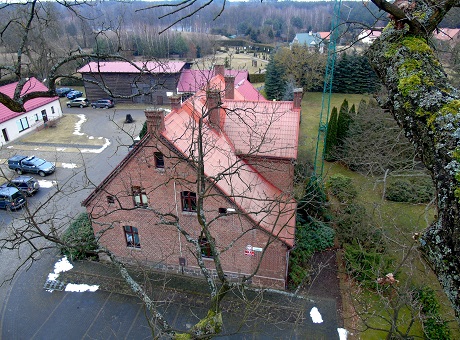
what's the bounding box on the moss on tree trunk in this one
[367,23,460,320]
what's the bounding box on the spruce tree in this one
[264,54,286,100]
[324,106,339,161]
[336,99,351,148]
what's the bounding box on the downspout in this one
[174,180,183,257]
[285,245,294,290]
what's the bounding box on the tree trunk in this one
[367,3,460,319]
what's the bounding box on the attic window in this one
[218,208,227,215]
[132,186,148,208]
[107,195,115,204]
[154,152,164,168]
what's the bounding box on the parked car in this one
[66,90,83,99]
[1,176,40,196]
[56,87,74,97]
[0,187,26,211]
[66,97,89,108]
[91,99,115,109]
[8,155,55,177]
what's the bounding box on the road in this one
[0,107,344,339]
[0,107,146,314]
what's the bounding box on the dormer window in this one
[132,186,148,208]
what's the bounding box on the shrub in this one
[61,213,98,260]
[289,218,335,288]
[414,286,452,339]
[326,174,357,203]
[385,176,435,203]
[58,78,84,87]
[344,243,394,287]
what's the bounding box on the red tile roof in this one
[0,77,58,124]
[78,61,186,74]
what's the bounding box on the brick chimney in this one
[214,64,225,77]
[293,88,303,109]
[144,109,165,135]
[224,75,235,99]
[206,89,221,130]
[170,95,181,111]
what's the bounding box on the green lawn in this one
[299,92,459,338]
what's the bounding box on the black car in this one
[91,99,115,109]
[1,176,40,196]
[56,87,74,97]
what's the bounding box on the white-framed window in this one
[16,117,29,132]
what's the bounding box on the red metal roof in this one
[163,74,300,246]
[177,69,249,93]
[78,61,186,74]
[0,77,58,124]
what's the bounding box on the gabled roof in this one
[162,77,298,246]
[318,31,331,40]
[78,61,186,74]
[177,69,249,93]
[433,28,460,41]
[291,32,322,46]
[0,77,58,124]
[83,74,299,247]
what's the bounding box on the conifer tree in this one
[264,54,286,100]
[336,99,351,148]
[324,106,338,161]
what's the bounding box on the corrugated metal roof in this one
[78,61,186,74]
[177,69,249,93]
[0,77,58,124]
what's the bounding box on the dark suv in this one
[56,87,74,97]
[91,99,115,109]
[1,176,40,196]
[0,187,26,211]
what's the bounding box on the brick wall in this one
[242,156,295,193]
[87,138,290,289]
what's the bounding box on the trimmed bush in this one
[61,213,98,260]
[385,176,435,203]
[326,174,357,203]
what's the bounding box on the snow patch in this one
[38,180,57,188]
[80,138,111,154]
[88,136,94,139]
[46,256,98,293]
[47,256,73,281]
[65,283,99,292]
[310,307,323,323]
[56,148,67,151]
[61,163,78,169]
[338,328,348,340]
[73,114,86,136]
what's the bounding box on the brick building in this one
[83,74,302,288]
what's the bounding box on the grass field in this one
[299,93,459,338]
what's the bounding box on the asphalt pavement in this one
[0,107,344,339]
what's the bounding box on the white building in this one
[0,78,62,145]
